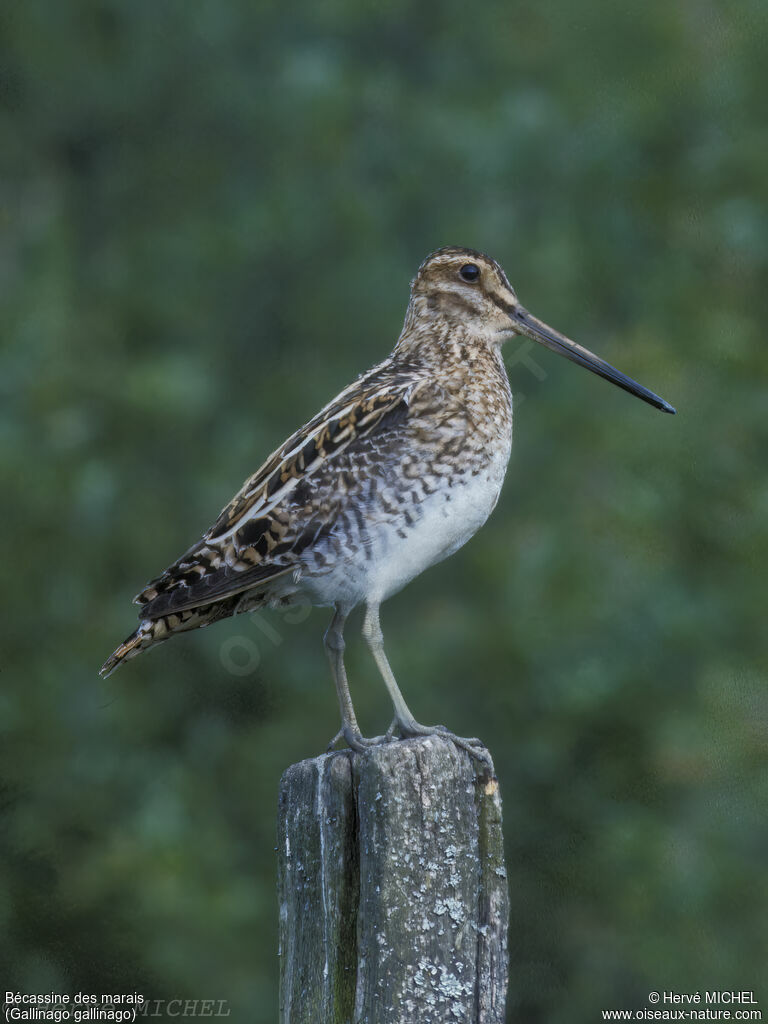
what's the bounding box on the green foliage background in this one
[2,2,767,1021]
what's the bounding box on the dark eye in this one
[459,263,480,282]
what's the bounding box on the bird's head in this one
[402,246,675,414]
[408,247,519,342]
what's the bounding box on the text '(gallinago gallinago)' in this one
[102,247,675,763]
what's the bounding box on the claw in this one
[327,729,345,752]
[327,725,394,754]
[395,717,494,771]
[340,725,390,752]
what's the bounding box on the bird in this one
[101,246,675,763]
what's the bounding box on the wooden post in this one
[277,736,509,1023]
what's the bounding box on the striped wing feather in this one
[136,363,425,620]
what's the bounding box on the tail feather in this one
[100,588,272,677]
[100,620,166,677]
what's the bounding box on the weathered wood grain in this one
[278,736,508,1023]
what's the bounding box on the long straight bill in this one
[512,308,676,414]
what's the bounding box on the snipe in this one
[102,247,675,764]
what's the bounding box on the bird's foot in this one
[327,729,344,752]
[326,725,390,753]
[394,717,494,773]
[326,720,492,774]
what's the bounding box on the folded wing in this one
[135,362,426,621]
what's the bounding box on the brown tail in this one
[99,588,272,677]
[100,620,165,677]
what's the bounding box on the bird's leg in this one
[362,603,493,768]
[324,606,386,752]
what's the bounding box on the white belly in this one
[368,473,500,600]
[300,440,511,610]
